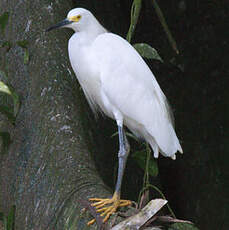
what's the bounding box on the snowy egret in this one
[47,8,183,225]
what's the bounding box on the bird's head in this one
[46,8,93,32]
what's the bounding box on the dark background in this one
[73,0,229,229]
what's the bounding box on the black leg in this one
[114,125,130,195]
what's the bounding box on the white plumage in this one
[66,8,182,159]
[47,7,183,224]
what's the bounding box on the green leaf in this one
[10,88,20,117]
[133,43,163,62]
[0,70,8,81]
[0,41,12,51]
[0,132,12,155]
[169,223,200,230]
[24,48,29,64]
[0,81,20,117]
[6,205,15,230]
[111,131,118,138]
[132,150,158,177]
[0,12,9,33]
[126,0,142,43]
[16,40,29,48]
[0,81,11,95]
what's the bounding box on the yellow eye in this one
[69,15,82,22]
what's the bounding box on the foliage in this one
[0,12,29,64]
[0,11,21,156]
[0,80,20,120]
[0,80,17,155]
[126,0,178,61]
[133,43,163,62]
[0,205,15,230]
[126,0,142,43]
[0,12,9,34]
[131,148,158,177]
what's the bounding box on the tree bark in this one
[0,1,111,229]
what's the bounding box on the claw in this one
[87,219,96,225]
[87,192,131,226]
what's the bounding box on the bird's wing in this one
[92,33,182,156]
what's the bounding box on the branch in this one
[111,199,167,230]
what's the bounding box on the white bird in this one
[47,8,183,225]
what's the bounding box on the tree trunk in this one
[0,1,111,229]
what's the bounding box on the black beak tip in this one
[45,19,72,33]
[45,25,56,32]
[45,27,52,32]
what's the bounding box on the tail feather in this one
[148,123,182,159]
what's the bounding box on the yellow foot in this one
[87,193,131,225]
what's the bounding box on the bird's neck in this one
[76,18,107,44]
[87,20,107,42]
